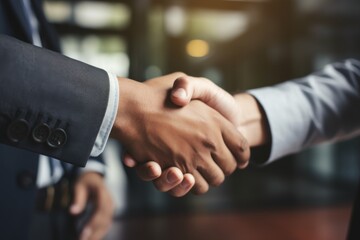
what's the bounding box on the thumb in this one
[70,182,88,215]
[171,77,193,106]
[171,76,239,124]
[171,76,220,106]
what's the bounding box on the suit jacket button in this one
[32,123,50,143]
[47,128,67,148]
[7,119,30,143]
[17,171,35,189]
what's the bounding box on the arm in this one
[172,59,360,163]
[134,59,360,195]
[113,74,250,194]
[0,35,109,166]
[0,35,250,193]
[249,59,360,162]
[123,76,254,196]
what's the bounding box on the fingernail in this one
[180,181,191,189]
[80,227,92,240]
[172,88,187,99]
[167,171,179,184]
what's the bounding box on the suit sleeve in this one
[0,35,110,167]
[249,59,360,163]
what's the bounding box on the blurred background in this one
[43,0,360,239]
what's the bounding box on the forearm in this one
[247,59,360,162]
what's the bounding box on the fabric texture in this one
[249,59,360,163]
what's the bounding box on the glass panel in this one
[74,2,131,29]
[61,35,129,76]
[44,0,131,29]
[44,1,71,23]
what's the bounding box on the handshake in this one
[110,72,269,197]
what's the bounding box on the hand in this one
[111,73,250,194]
[70,172,114,240]
[123,74,196,197]
[126,76,268,196]
[171,76,268,146]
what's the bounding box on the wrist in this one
[110,77,160,147]
[234,93,270,147]
[110,77,139,142]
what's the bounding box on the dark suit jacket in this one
[0,0,110,238]
[0,0,110,166]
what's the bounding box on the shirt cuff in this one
[248,86,309,164]
[90,72,119,157]
[80,159,106,175]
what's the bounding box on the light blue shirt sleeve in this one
[249,59,360,164]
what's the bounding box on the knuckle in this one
[194,128,217,152]
[199,132,217,151]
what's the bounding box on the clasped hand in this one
[111,73,250,195]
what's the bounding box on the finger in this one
[191,170,210,195]
[81,190,114,240]
[168,173,195,197]
[70,182,88,215]
[153,167,184,192]
[123,154,137,168]
[136,161,162,181]
[211,142,237,176]
[197,155,225,187]
[220,117,251,168]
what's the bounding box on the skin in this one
[111,74,250,194]
[70,172,114,240]
[67,73,251,239]
[124,76,269,196]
